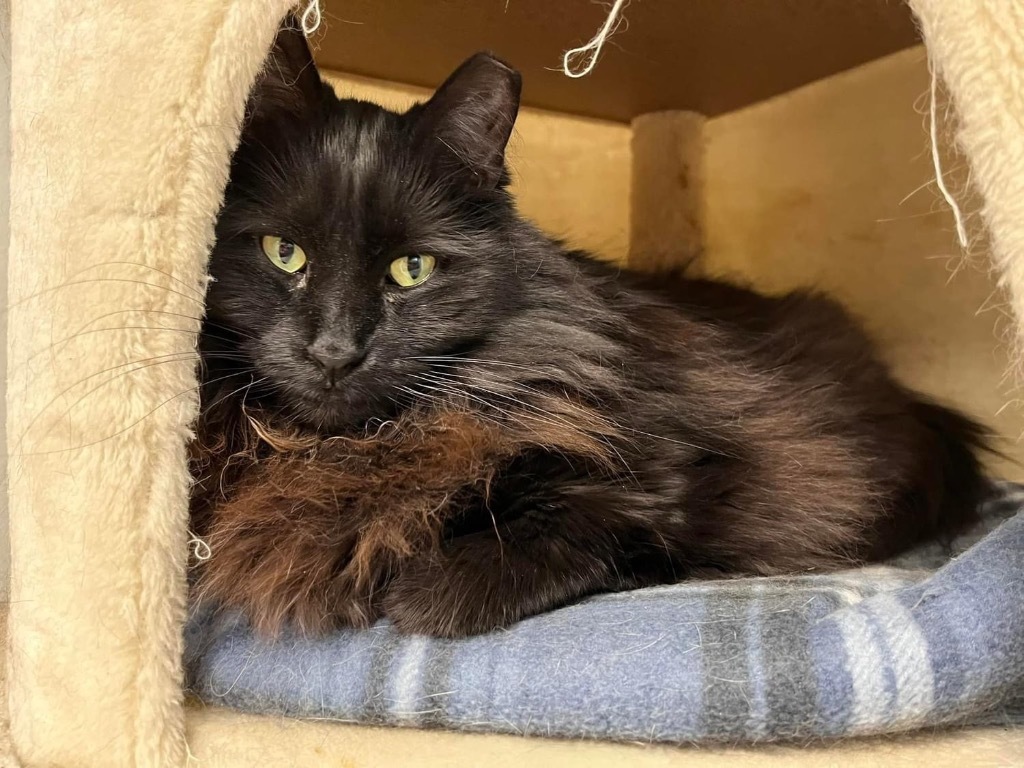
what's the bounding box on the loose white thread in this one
[562,0,629,78]
[189,534,212,563]
[929,67,969,249]
[301,0,322,35]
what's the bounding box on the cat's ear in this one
[248,14,325,122]
[412,52,522,189]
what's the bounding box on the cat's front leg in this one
[381,490,657,638]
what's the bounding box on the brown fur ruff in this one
[189,399,618,636]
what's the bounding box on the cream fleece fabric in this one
[909,0,1024,380]
[6,1,295,765]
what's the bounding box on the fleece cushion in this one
[185,484,1024,745]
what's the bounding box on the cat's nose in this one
[307,339,365,385]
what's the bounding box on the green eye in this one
[389,254,436,288]
[261,235,307,274]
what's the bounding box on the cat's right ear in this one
[247,14,325,122]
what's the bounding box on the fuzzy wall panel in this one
[908,0,1024,383]
[6,1,296,764]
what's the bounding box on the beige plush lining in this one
[6,1,295,765]
[909,0,1024,383]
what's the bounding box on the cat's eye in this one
[389,254,436,288]
[261,235,307,274]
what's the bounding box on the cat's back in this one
[632,270,861,344]
[579,261,989,568]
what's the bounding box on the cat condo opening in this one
[7,1,1024,766]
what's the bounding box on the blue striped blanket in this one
[185,483,1024,743]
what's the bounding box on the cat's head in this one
[206,18,529,430]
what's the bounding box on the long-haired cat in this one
[191,19,990,638]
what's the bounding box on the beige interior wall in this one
[701,46,1023,476]
[321,70,632,262]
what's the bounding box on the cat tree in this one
[6,1,1024,765]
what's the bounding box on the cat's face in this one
[206,22,524,430]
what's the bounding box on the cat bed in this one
[186,484,1024,743]
[7,1,1024,766]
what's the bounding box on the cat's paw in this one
[322,575,382,632]
[381,556,510,638]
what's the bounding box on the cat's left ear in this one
[412,52,522,189]
[248,13,326,122]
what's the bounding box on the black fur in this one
[195,19,991,638]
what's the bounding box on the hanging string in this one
[301,0,322,35]
[562,0,629,78]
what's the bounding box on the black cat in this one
[192,18,990,638]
